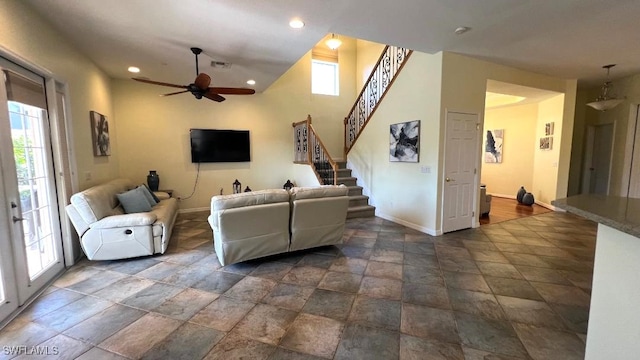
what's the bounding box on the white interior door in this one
[0,60,65,320]
[442,111,479,233]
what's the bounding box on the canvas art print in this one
[390,120,420,162]
[545,122,555,136]
[90,111,111,156]
[540,136,553,150]
[485,129,503,163]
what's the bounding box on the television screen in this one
[190,129,251,163]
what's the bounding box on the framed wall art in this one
[389,120,420,162]
[90,111,111,156]
[485,129,503,163]
[539,136,553,150]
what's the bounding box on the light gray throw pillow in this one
[137,185,158,206]
[117,187,153,213]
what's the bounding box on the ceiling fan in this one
[132,47,255,102]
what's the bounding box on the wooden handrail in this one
[343,45,390,122]
[292,114,311,128]
[344,46,413,156]
[292,115,337,185]
[309,125,337,169]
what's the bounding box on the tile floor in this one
[0,211,596,359]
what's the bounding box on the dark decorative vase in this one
[522,192,535,206]
[516,186,526,203]
[147,170,160,191]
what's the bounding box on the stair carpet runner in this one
[314,160,375,218]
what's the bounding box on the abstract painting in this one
[90,111,111,156]
[485,129,503,163]
[390,120,420,162]
[545,122,555,136]
[540,136,553,150]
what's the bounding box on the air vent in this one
[211,61,232,69]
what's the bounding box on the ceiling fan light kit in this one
[132,47,255,102]
[587,64,625,111]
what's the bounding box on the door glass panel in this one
[0,260,5,304]
[9,101,58,279]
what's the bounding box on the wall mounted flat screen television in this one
[190,129,251,163]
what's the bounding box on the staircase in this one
[292,45,412,219]
[335,161,376,218]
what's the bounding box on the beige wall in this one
[113,39,358,210]
[0,0,118,190]
[348,51,444,234]
[441,52,576,225]
[532,94,565,205]
[482,103,537,197]
[356,40,386,89]
[571,73,640,197]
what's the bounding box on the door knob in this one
[12,216,24,223]
[446,177,455,182]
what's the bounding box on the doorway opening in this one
[480,80,564,225]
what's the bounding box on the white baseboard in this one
[375,211,441,236]
[178,207,209,214]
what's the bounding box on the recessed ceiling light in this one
[128,66,140,73]
[289,18,304,29]
[247,79,256,85]
[454,26,471,35]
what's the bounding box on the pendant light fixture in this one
[325,34,342,50]
[586,64,625,111]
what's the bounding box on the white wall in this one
[113,39,358,210]
[0,0,118,190]
[482,103,537,197]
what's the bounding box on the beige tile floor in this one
[0,211,595,359]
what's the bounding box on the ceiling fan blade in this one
[194,73,211,90]
[209,87,256,95]
[203,90,226,102]
[133,78,188,89]
[161,90,189,97]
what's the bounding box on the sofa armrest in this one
[91,213,157,229]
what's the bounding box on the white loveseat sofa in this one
[66,179,179,260]
[208,185,349,266]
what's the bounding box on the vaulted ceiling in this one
[24,0,640,92]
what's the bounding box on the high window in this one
[311,47,339,96]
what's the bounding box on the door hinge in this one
[476,123,480,130]
[474,168,477,174]
[472,211,475,217]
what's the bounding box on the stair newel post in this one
[306,115,312,164]
[344,116,348,158]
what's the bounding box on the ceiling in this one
[23,0,640,93]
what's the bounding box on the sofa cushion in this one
[117,187,153,214]
[70,179,133,223]
[211,189,290,211]
[138,184,160,207]
[290,185,348,200]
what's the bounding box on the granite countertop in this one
[552,194,640,238]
